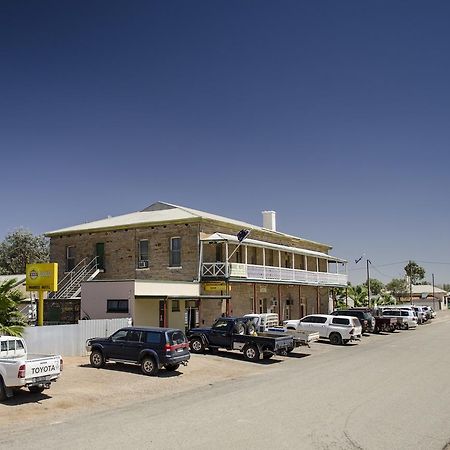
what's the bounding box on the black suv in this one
[331,309,375,334]
[86,326,190,376]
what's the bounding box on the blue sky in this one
[1,1,449,285]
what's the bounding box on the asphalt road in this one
[3,312,450,450]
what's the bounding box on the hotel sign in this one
[26,263,58,292]
[203,282,227,292]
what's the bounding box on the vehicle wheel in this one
[234,322,246,335]
[90,350,105,368]
[286,346,294,354]
[243,344,260,362]
[262,352,273,360]
[246,322,257,335]
[0,378,6,402]
[29,386,45,394]
[141,357,158,376]
[329,333,343,345]
[190,337,205,353]
[405,324,409,330]
[165,363,180,372]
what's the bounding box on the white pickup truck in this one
[284,314,362,345]
[0,335,62,401]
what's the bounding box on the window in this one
[138,240,149,268]
[212,319,229,330]
[312,316,327,324]
[169,237,181,267]
[1,341,7,352]
[169,331,186,345]
[300,316,314,323]
[144,331,161,344]
[107,299,129,313]
[111,330,128,341]
[96,242,105,271]
[66,246,75,272]
[16,340,24,350]
[332,317,350,325]
[7,340,16,350]
[172,300,180,312]
[126,330,141,342]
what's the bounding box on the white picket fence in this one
[23,318,131,357]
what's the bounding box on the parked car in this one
[330,309,375,333]
[420,306,435,320]
[187,317,295,361]
[382,308,417,329]
[86,326,190,376]
[0,335,63,401]
[283,314,362,345]
[411,306,427,324]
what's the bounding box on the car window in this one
[332,317,350,325]
[126,330,141,342]
[300,317,314,323]
[169,331,186,345]
[16,340,24,350]
[7,340,16,351]
[315,317,328,324]
[0,341,7,352]
[144,331,161,344]
[212,319,230,330]
[111,330,128,341]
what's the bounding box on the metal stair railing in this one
[50,256,98,299]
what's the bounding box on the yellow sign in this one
[203,282,227,292]
[26,263,58,292]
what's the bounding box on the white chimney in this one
[262,211,276,231]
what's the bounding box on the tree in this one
[0,229,49,275]
[364,278,384,295]
[0,278,26,336]
[404,261,426,285]
[347,284,368,307]
[386,278,407,303]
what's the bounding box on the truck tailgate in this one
[25,355,61,380]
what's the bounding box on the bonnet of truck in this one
[25,356,61,381]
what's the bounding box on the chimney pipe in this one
[262,211,276,231]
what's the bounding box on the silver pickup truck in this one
[0,335,62,401]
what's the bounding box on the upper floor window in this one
[66,246,75,272]
[169,237,181,267]
[107,299,129,313]
[138,240,149,269]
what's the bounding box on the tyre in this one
[29,385,45,394]
[90,350,105,368]
[243,344,260,362]
[329,333,343,345]
[246,322,257,335]
[190,337,205,353]
[405,323,409,330]
[262,352,273,360]
[0,378,6,402]
[233,322,246,335]
[286,346,294,354]
[141,357,158,376]
[165,363,180,372]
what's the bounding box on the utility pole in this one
[366,259,371,308]
[432,273,436,310]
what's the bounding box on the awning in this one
[201,232,347,263]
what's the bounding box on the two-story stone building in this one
[46,201,347,329]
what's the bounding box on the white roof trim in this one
[201,233,347,263]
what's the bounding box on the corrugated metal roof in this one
[202,232,346,262]
[45,201,332,249]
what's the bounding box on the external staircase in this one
[49,257,100,300]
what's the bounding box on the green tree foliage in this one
[404,261,426,285]
[347,284,369,307]
[0,229,49,275]
[365,278,384,295]
[0,278,26,336]
[386,278,407,302]
[376,292,396,306]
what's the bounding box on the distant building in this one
[45,202,348,328]
[399,284,448,309]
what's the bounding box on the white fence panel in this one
[23,318,130,357]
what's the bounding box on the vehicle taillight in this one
[18,364,26,378]
[60,358,63,372]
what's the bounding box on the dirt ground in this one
[0,349,299,430]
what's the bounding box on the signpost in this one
[26,263,58,326]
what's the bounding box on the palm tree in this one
[347,284,369,307]
[0,279,26,336]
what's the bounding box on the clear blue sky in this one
[1,1,449,285]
